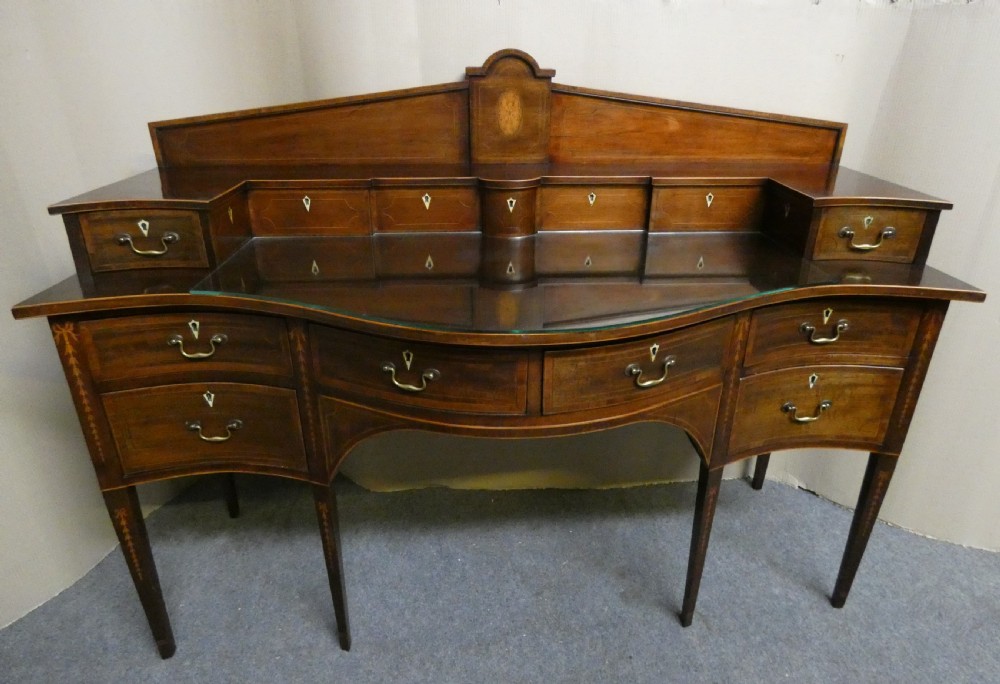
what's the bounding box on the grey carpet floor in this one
[1,475,998,683]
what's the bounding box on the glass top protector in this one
[192,236,832,334]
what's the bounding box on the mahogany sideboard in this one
[12,50,984,659]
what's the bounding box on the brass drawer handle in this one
[381,362,440,392]
[625,355,677,389]
[781,400,832,423]
[800,319,849,344]
[838,226,895,251]
[167,333,228,359]
[186,419,243,442]
[116,231,180,256]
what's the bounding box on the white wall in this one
[0,0,305,628]
[772,1,1000,549]
[1,0,993,628]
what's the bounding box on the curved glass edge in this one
[191,236,832,334]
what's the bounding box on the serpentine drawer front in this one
[12,50,984,659]
[79,209,208,272]
[542,317,734,414]
[102,383,308,479]
[812,206,926,262]
[728,365,904,458]
[312,326,530,415]
[78,313,295,388]
[744,299,923,369]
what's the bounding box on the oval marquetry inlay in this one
[497,89,523,137]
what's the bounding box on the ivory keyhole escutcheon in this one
[697,256,705,270]
[823,307,834,324]
[188,320,200,340]
[584,256,593,268]
[507,197,517,213]
[587,192,597,206]
[137,219,150,237]
[425,255,434,271]
[705,192,714,208]
[228,207,234,224]
[808,373,819,389]
[402,350,414,371]
[649,343,660,362]
[302,195,311,212]
[863,215,874,229]
[203,390,215,408]
[311,260,320,276]
[506,261,515,275]
[422,193,432,210]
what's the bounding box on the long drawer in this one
[103,383,308,478]
[78,313,294,387]
[542,317,733,414]
[312,327,529,415]
[728,365,904,457]
[744,299,922,369]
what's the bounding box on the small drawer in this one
[812,206,925,262]
[728,365,904,458]
[79,313,294,387]
[103,383,307,478]
[252,236,375,281]
[80,210,208,272]
[374,233,481,277]
[542,317,733,415]
[312,327,528,415]
[249,189,371,235]
[374,185,479,232]
[645,232,757,276]
[744,299,922,369]
[650,184,764,231]
[538,185,647,231]
[536,230,644,276]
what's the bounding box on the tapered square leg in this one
[750,453,771,490]
[680,462,724,627]
[313,483,351,650]
[831,452,898,608]
[102,487,176,659]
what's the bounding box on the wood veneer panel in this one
[548,90,844,166]
[152,89,469,167]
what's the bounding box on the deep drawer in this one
[744,299,922,369]
[373,233,481,277]
[79,313,294,387]
[103,383,307,477]
[312,327,528,415]
[542,317,733,414]
[728,365,903,458]
[80,209,208,272]
[249,189,372,235]
[645,232,758,276]
[536,230,644,276]
[812,206,926,262]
